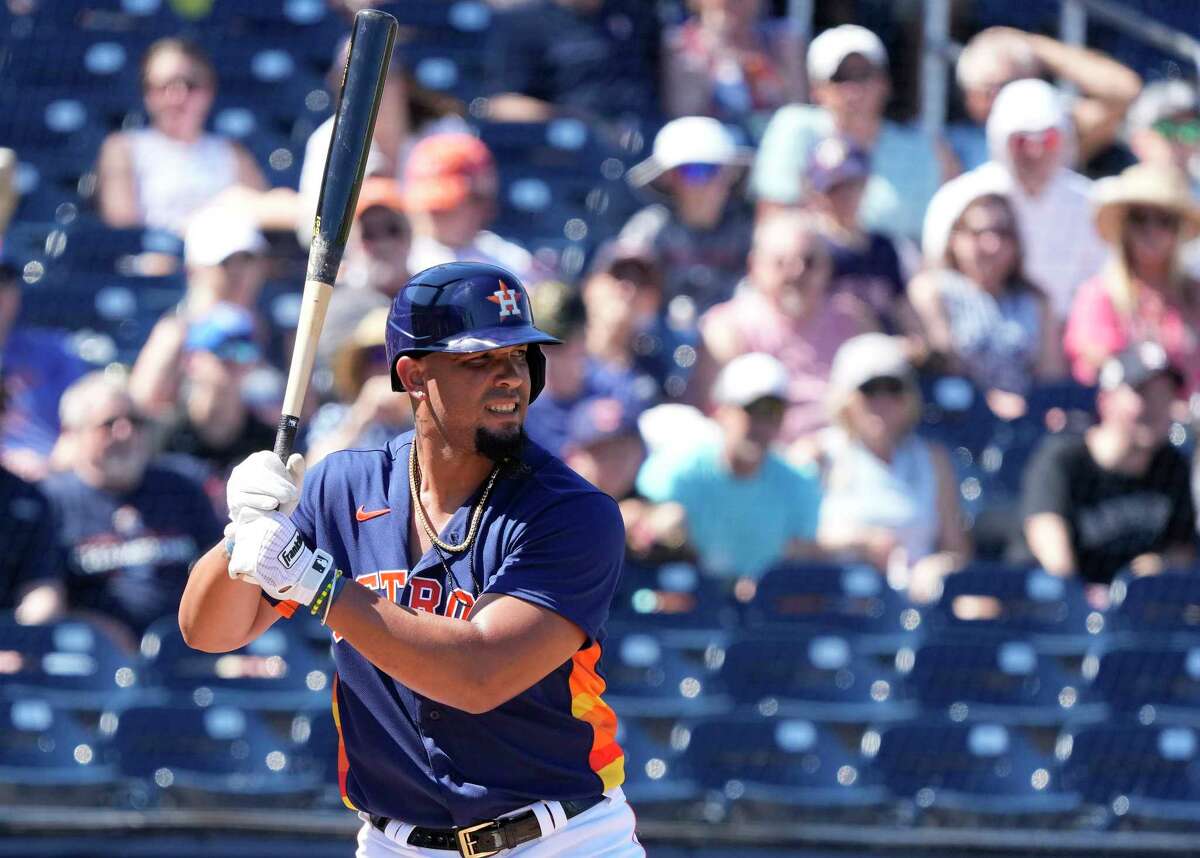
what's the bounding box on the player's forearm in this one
[179,542,272,652]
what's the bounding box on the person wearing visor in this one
[621,115,755,315]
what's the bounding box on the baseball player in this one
[180,262,642,857]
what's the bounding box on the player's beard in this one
[475,425,525,464]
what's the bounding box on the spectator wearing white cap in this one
[620,116,755,315]
[633,351,822,580]
[960,78,1107,321]
[816,333,970,603]
[947,26,1141,172]
[1127,80,1200,187]
[129,205,269,418]
[751,24,955,242]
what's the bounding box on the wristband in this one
[309,567,341,618]
[321,572,348,626]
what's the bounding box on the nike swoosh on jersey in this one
[355,505,391,522]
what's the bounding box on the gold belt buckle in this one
[456,821,501,858]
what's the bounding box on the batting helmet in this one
[385,262,562,401]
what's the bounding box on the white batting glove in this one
[227,451,306,524]
[227,511,333,605]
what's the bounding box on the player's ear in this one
[395,355,425,399]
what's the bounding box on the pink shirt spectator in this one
[1064,274,1200,392]
[701,288,868,440]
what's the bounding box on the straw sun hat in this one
[1093,163,1200,244]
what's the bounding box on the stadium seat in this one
[916,374,997,457]
[678,714,887,821]
[101,703,321,808]
[286,707,344,809]
[613,717,700,819]
[607,562,739,648]
[718,632,915,722]
[865,719,1079,820]
[746,562,916,654]
[600,630,730,719]
[0,617,148,711]
[923,563,1102,654]
[899,638,1100,725]
[0,698,116,805]
[139,616,333,712]
[1081,643,1200,725]
[1107,569,1200,640]
[1057,721,1200,827]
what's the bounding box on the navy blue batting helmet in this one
[385,262,561,401]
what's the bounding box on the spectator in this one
[95,38,294,235]
[296,36,466,247]
[752,24,954,241]
[561,395,646,500]
[317,178,412,373]
[129,207,269,418]
[633,352,821,579]
[621,116,754,315]
[815,333,970,602]
[42,372,222,648]
[699,211,876,442]
[1127,81,1200,186]
[1011,343,1195,607]
[483,0,660,129]
[804,136,918,336]
[0,373,66,625]
[582,239,697,400]
[912,176,1064,399]
[948,26,1141,171]
[1064,163,1200,393]
[0,254,90,481]
[966,78,1107,320]
[306,307,412,465]
[662,0,805,132]
[403,134,536,282]
[524,281,653,456]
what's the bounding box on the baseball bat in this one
[273,8,398,462]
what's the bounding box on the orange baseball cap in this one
[355,176,406,218]
[403,133,495,212]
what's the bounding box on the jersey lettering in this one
[378,569,409,603]
[444,588,476,619]
[407,577,443,614]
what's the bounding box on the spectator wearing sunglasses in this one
[42,372,222,649]
[633,352,821,580]
[1065,163,1200,393]
[962,78,1107,321]
[948,26,1141,172]
[621,116,755,316]
[913,176,1064,403]
[752,24,955,243]
[816,333,970,603]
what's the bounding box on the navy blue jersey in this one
[290,433,626,827]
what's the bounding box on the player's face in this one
[418,345,531,457]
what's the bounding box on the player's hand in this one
[227,510,332,605]
[227,451,306,522]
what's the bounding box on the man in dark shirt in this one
[1011,343,1195,604]
[484,0,660,128]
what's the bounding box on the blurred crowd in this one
[3,0,1200,649]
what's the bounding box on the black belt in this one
[370,796,604,857]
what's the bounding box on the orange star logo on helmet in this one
[487,280,522,318]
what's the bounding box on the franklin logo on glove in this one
[279,532,306,569]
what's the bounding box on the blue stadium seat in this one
[607,562,739,648]
[679,715,887,820]
[601,630,730,719]
[899,639,1100,725]
[917,374,997,457]
[923,563,1102,654]
[1107,569,1200,641]
[746,562,916,653]
[39,220,183,276]
[718,632,915,722]
[865,719,1079,819]
[613,717,700,818]
[0,617,148,711]
[1082,643,1200,725]
[139,616,333,712]
[286,707,344,809]
[101,703,321,808]
[0,698,115,804]
[1057,721,1200,826]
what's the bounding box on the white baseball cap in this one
[713,352,791,407]
[807,25,888,84]
[184,206,267,269]
[626,116,752,188]
[826,333,914,415]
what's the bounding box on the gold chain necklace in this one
[409,444,499,553]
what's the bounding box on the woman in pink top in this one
[1064,163,1200,392]
[700,210,876,441]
